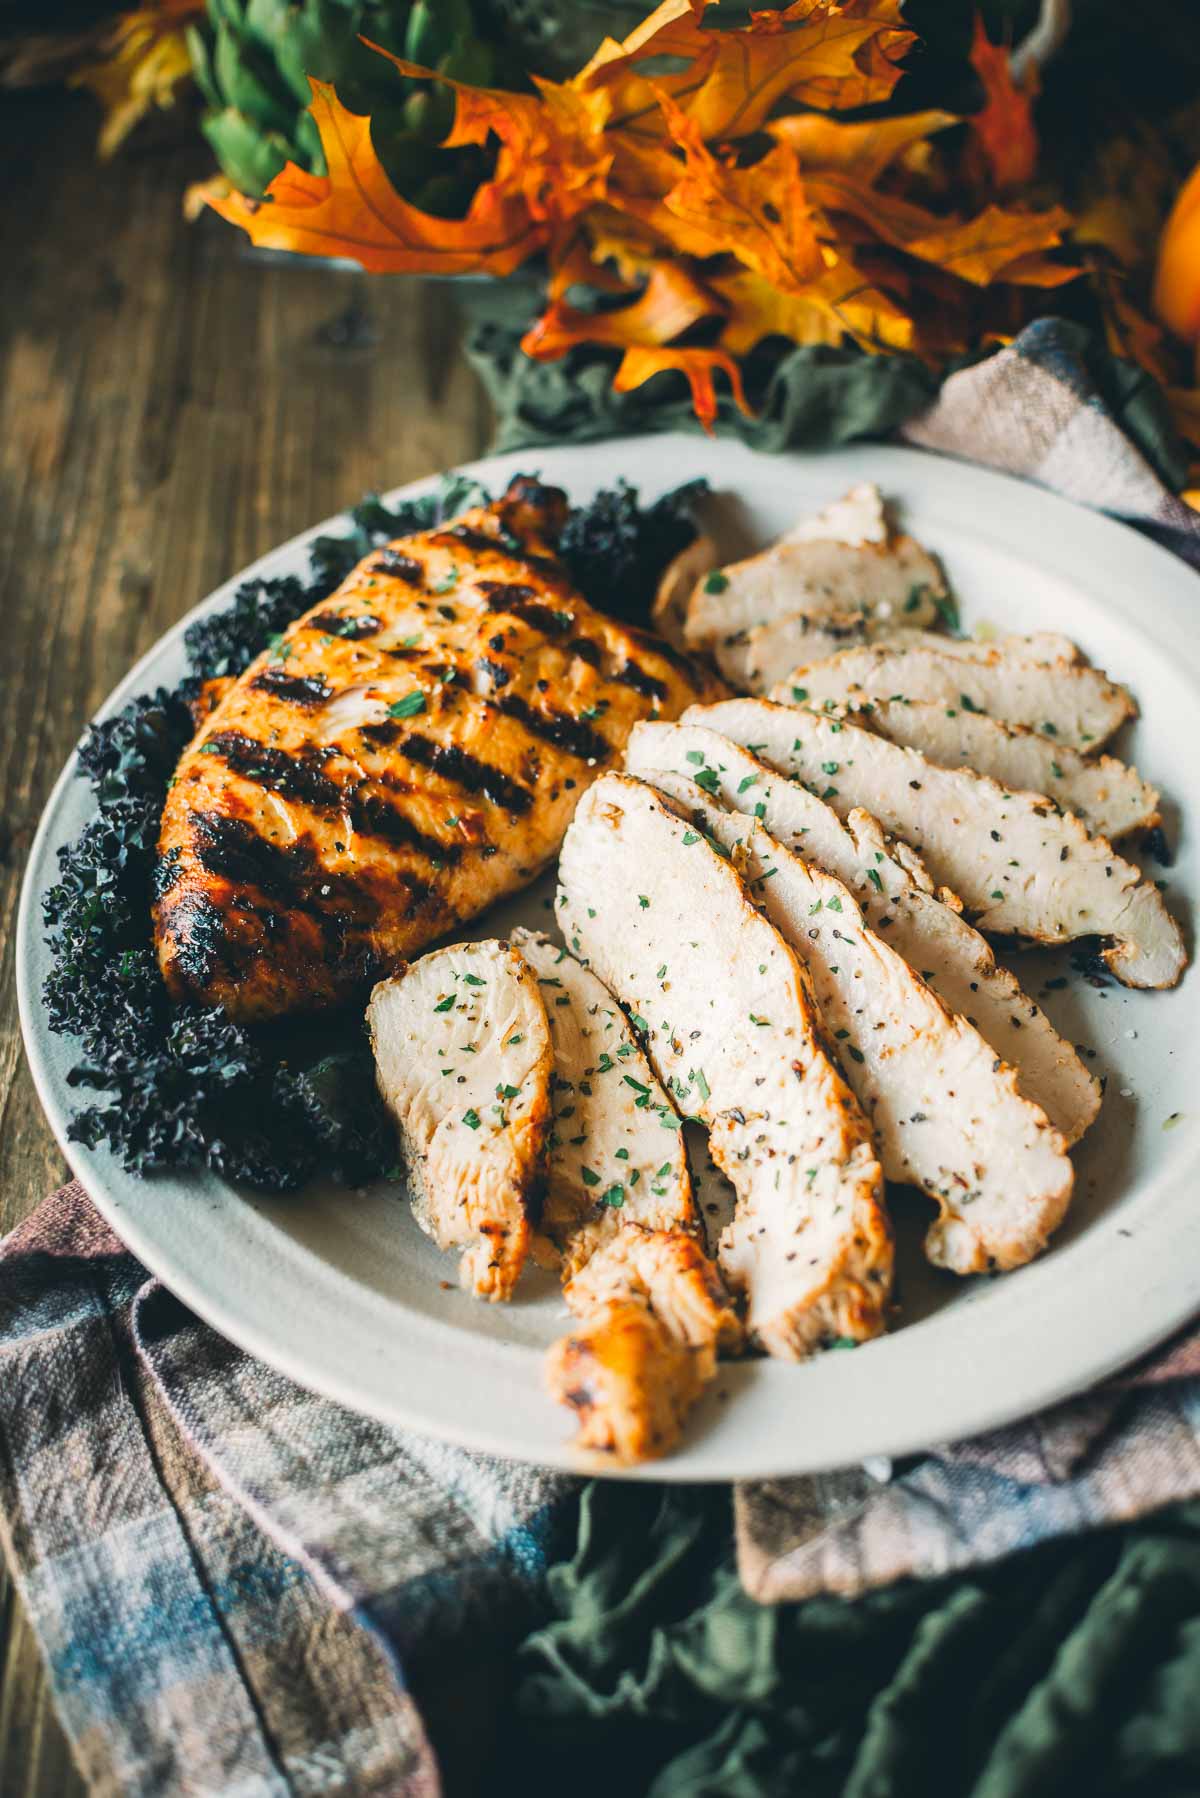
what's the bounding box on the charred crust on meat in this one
[567,637,603,669]
[160,890,233,989]
[366,550,424,585]
[497,693,612,764]
[345,791,461,864]
[250,668,334,706]
[479,657,512,689]
[202,731,342,809]
[398,731,534,815]
[152,846,183,900]
[306,610,386,639]
[615,661,669,702]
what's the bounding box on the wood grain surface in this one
[0,88,490,1795]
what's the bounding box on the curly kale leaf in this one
[183,575,318,679]
[307,473,491,592]
[76,688,195,803]
[557,477,708,623]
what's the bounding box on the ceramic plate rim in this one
[16,436,1200,1482]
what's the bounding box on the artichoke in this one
[187,0,495,208]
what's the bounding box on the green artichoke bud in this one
[189,0,496,206]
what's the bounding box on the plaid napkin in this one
[5,316,1200,1792]
[0,1183,573,1796]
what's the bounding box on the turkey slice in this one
[689,699,1184,989]
[721,621,1079,698]
[510,928,694,1273]
[644,771,1074,1273]
[853,700,1159,840]
[512,929,738,1462]
[777,643,1134,751]
[624,720,1101,1143]
[683,483,946,654]
[544,1227,742,1462]
[557,773,892,1358]
[652,534,719,655]
[368,939,552,1300]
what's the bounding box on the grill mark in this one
[153,846,183,900]
[400,731,534,815]
[369,549,424,584]
[308,611,384,640]
[497,693,611,763]
[477,580,538,610]
[189,811,378,925]
[567,636,602,668]
[430,528,571,593]
[616,661,669,702]
[201,731,342,809]
[347,791,461,864]
[251,668,334,706]
[623,622,699,682]
[359,721,400,747]
[162,890,231,989]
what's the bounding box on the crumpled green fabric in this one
[459,287,1190,491]
[489,1484,1200,1797]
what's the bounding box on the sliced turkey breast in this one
[368,939,552,1299]
[689,699,1184,989]
[509,928,695,1276]
[874,629,1080,666]
[544,1227,742,1462]
[777,644,1135,751]
[645,772,1074,1273]
[652,534,719,655]
[683,484,946,662]
[511,930,738,1462]
[557,774,891,1358]
[853,700,1160,840]
[625,720,1101,1143]
[719,621,1082,699]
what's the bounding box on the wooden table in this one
[0,88,490,1794]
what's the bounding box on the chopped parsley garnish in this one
[496,1083,520,1100]
[826,896,843,912]
[791,686,808,703]
[433,994,455,1013]
[433,567,460,593]
[694,767,720,794]
[703,570,729,594]
[685,750,706,766]
[960,693,980,712]
[693,1068,710,1102]
[600,1184,625,1208]
[638,895,650,908]
[462,1109,481,1130]
[387,690,426,719]
[682,831,699,846]
[462,973,486,986]
[866,868,883,892]
[581,1167,600,1187]
[737,774,759,794]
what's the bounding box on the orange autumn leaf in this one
[654,91,824,290]
[207,80,549,273]
[521,263,720,358]
[768,109,958,184]
[613,346,751,431]
[577,0,912,143]
[712,261,916,354]
[967,12,1039,195]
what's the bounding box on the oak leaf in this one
[522,263,720,359]
[208,79,548,274]
[967,12,1038,196]
[612,346,750,430]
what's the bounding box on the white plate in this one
[17,437,1200,1481]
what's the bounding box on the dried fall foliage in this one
[209,0,1077,425]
